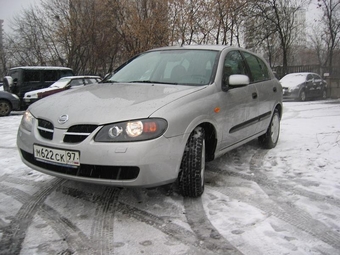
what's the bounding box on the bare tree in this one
[247,0,308,73]
[105,0,169,58]
[316,0,340,74]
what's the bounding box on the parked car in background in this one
[280,72,327,101]
[3,66,74,109]
[0,91,20,116]
[23,76,102,106]
[17,45,282,198]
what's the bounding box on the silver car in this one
[17,45,283,197]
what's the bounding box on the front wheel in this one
[0,100,12,117]
[258,110,280,149]
[299,90,306,101]
[178,127,205,197]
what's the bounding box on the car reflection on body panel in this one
[17,45,283,197]
[280,72,327,101]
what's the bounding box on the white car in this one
[23,76,101,105]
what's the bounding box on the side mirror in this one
[229,74,250,86]
[222,74,250,92]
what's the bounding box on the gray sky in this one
[0,0,322,34]
[0,0,38,33]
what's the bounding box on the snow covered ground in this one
[0,99,340,254]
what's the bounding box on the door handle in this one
[252,92,257,99]
[273,87,277,92]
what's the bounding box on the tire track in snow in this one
[58,185,222,254]
[207,147,340,251]
[90,187,120,254]
[0,178,88,255]
[183,197,243,255]
[0,181,101,254]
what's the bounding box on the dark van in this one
[3,66,74,108]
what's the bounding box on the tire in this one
[178,127,205,197]
[258,110,280,149]
[299,90,306,101]
[0,100,12,117]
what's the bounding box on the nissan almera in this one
[17,45,283,197]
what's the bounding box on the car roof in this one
[147,45,232,52]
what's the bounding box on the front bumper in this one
[282,88,299,100]
[24,98,39,106]
[17,123,186,188]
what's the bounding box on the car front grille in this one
[21,149,140,180]
[36,119,98,143]
[38,119,54,140]
[63,125,98,143]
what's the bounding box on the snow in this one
[0,99,340,254]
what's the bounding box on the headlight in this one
[20,111,35,132]
[94,118,168,142]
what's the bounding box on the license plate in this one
[34,145,80,167]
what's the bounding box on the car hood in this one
[280,78,305,88]
[29,83,206,128]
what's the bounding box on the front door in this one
[218,50,260,150]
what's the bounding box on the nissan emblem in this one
[58,114,69,124]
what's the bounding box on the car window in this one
[84,78,98,85]
[8,70,20,81]
[313,74,321,82]
[242,52,269,82]
[107,50,218,86]
[307,74,313,81]
[61,70,74,77]
[23,70,40,82]
[69,79,84,87]
[223,51,247,86]
[43,70,59,82]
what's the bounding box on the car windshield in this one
[106,49,218,86]
[50,78,71,88]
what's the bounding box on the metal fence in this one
[272,65,340,80]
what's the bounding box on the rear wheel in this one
[259,110,280,149]
[0,100,11,117]
[178,127,205,197]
